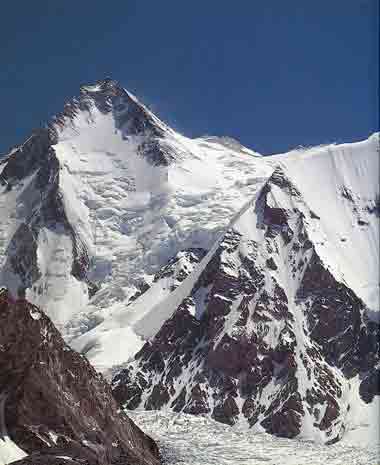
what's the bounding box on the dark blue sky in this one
[0,1,378,155]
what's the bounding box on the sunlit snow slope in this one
[129,410,379,465]
[280,138,379,314]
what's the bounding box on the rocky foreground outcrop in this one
[0,289,161,465]
[112,168,379,444]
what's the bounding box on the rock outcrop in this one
[0,289,161,465]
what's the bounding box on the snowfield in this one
[48,101,273,370]
[129,410,379,465]
[279,135,379,316]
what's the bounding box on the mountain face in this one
[0,78,269,370]
[0,79,379,448]
[112,165,379,443]
[0,289,160,465]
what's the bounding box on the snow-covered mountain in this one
[0,79,378,448]
[0,79,270,366]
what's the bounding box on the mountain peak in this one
[80,77,121,94]
[49,78,169,142]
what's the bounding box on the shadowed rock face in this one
[12,455,84,465]
[112,168,379,443]
[0,129,52,184]
[0,289,161,465]
[0,140,90,298]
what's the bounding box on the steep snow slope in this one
[279,135,379,315]
[129,410,379,465]
[58,107,274,370]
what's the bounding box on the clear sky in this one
[0,1,378,155]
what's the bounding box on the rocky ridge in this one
[0,289,160,465]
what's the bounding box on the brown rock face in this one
[212,396,239,426]
[261,392,304,439]
[0,289,161,465]
[298,251,378,378]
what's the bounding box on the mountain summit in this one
[0,79,378,448]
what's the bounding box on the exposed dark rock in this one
[341,186,354,201]
[360,367,380,403]
[318,397,339,431]
[153,248,206,286]
[129,281,150,302]
[0,129,52,184]
[208,334,257,377]
[266,257,278,270]
[145,383,170,410]
[366,195,380,216]
[310,210,320,220]
[0,135,91,304]
[357,219,369,226]
[0,78,178,312]
[3,223,41,296]
[212,396,239,425]
[299,250,379,377]
[52,78,173,167]
[50,78,167,142]
[242,398,260,426]
[261,392,304,438]
[87,281,101,299]
[183,384,210,415]
[138,139,176,166]
[112,369,148,410]
[264,205,288,227]
[0,289,160,465]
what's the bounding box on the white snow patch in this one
[129,410,378,465]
